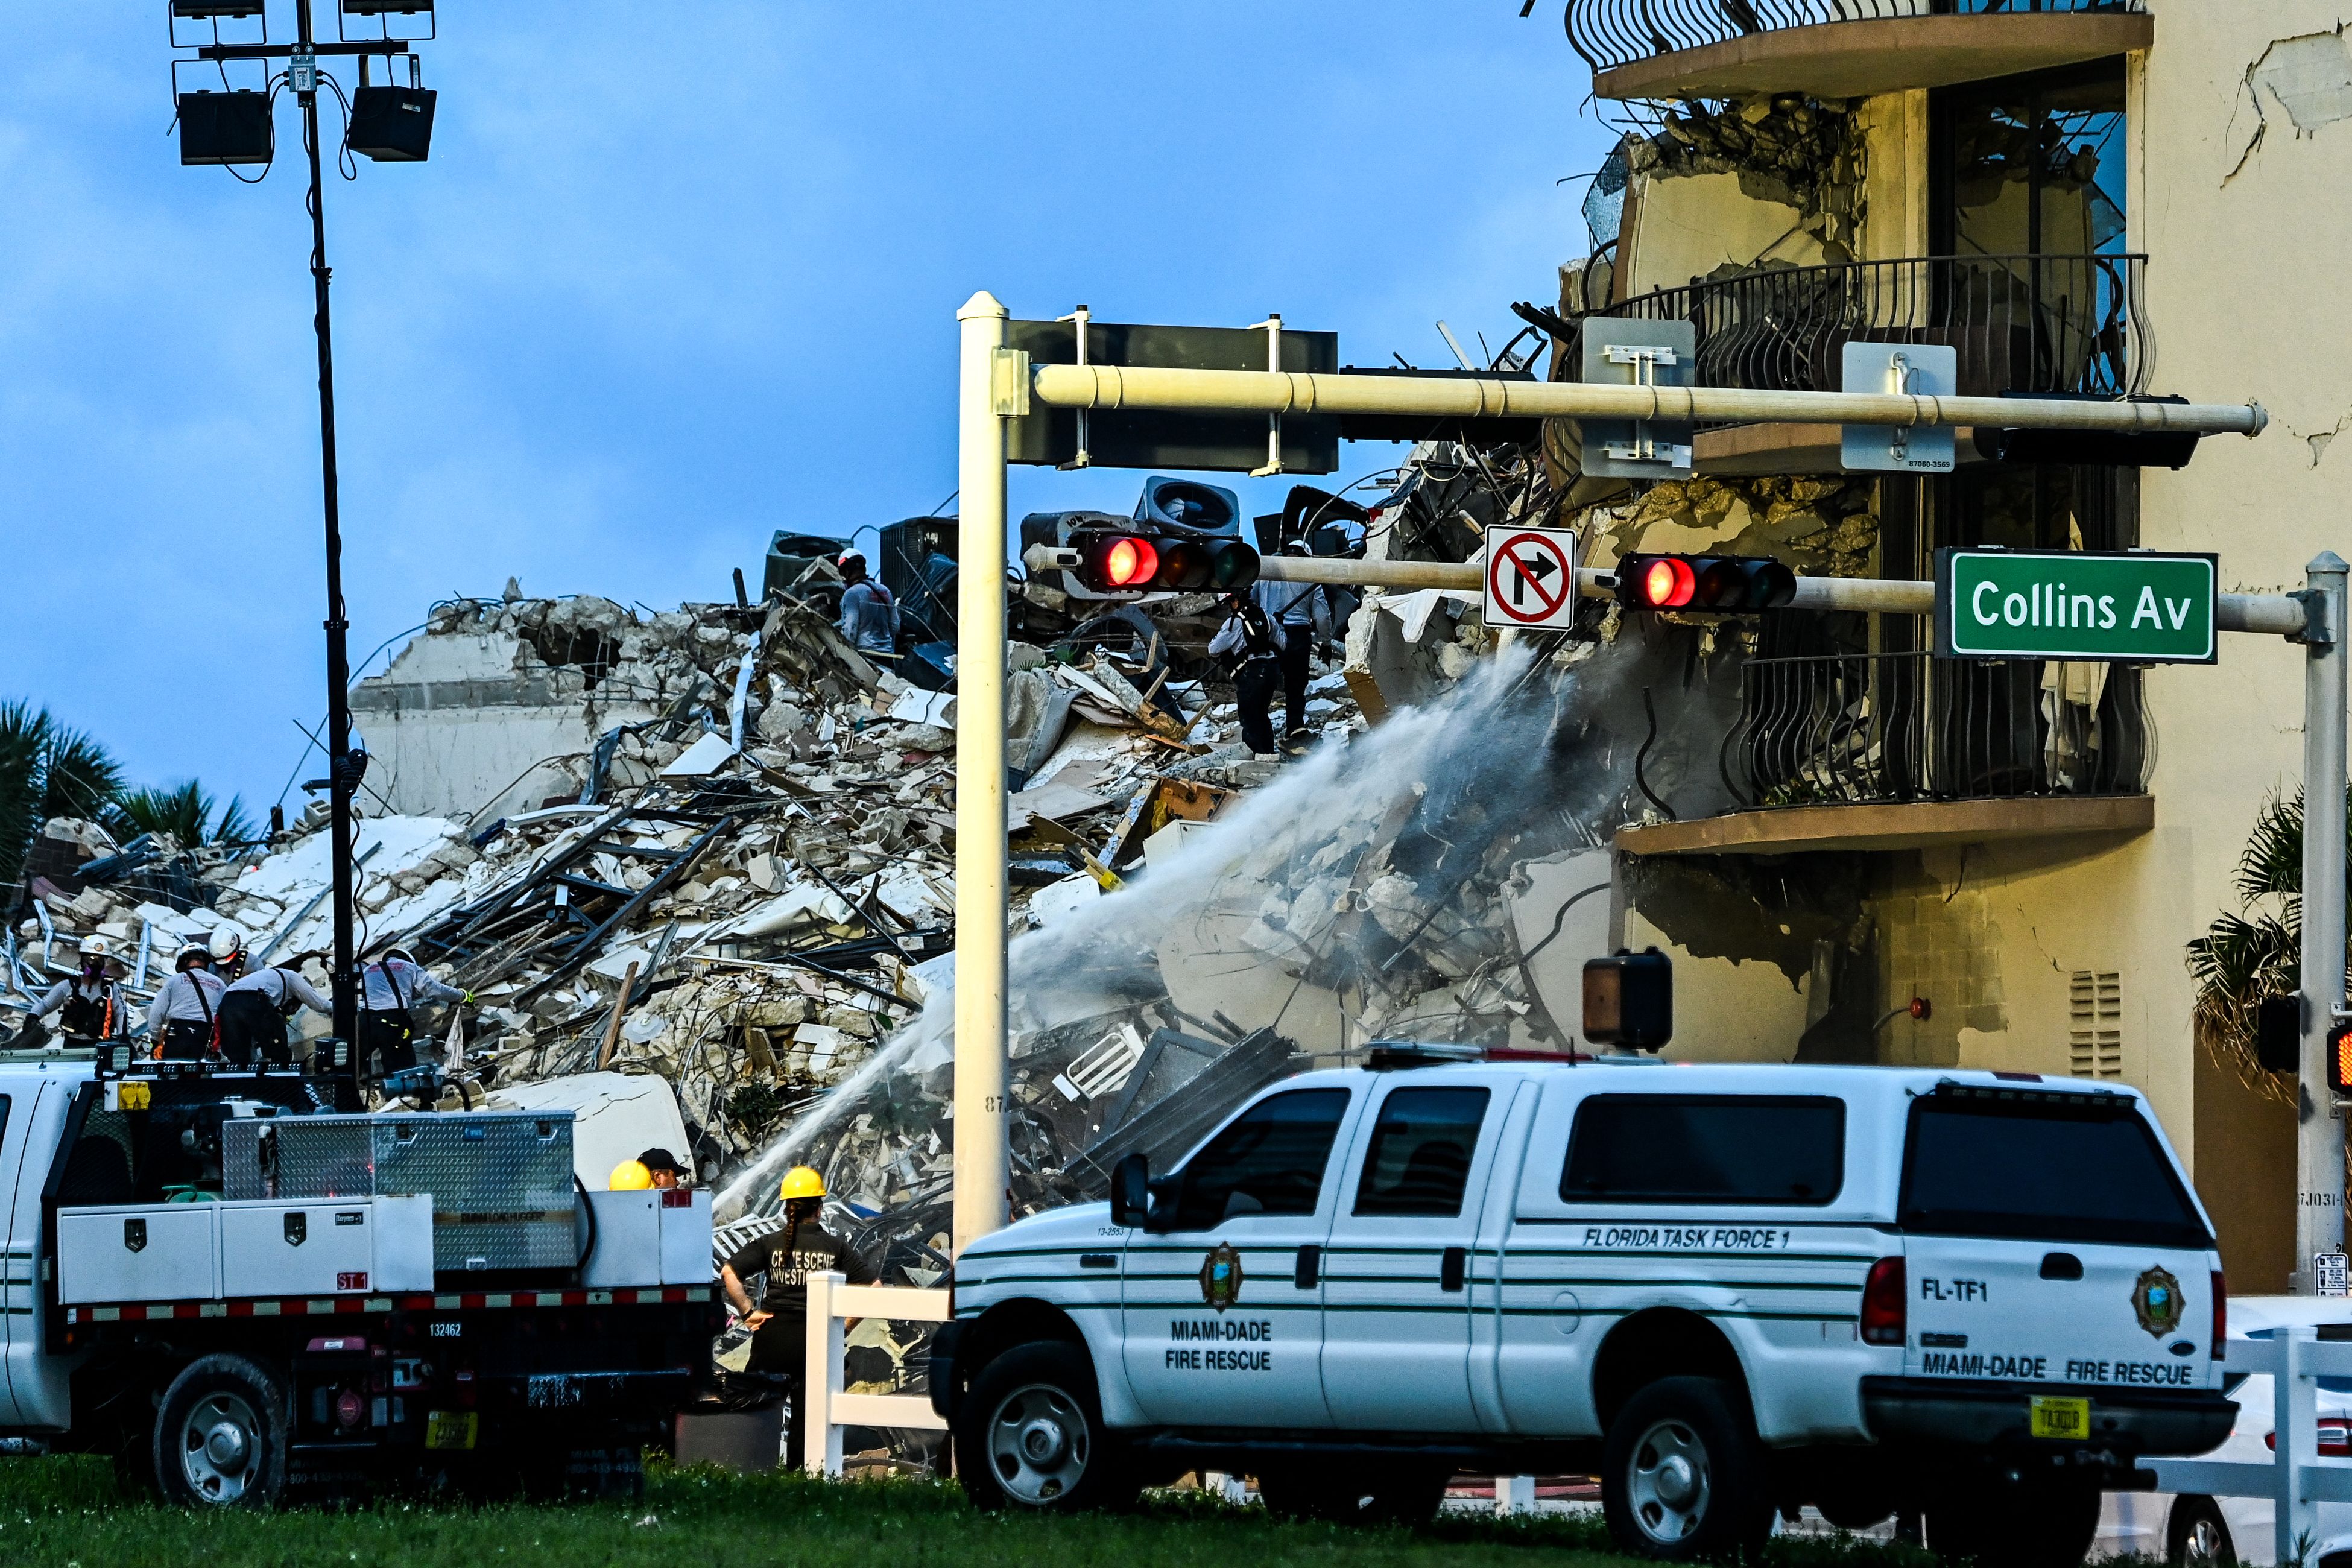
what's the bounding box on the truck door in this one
[1320,1079,1508,1432]
[1898,1085,2225,1402]
[0,1083,35,1424]
[1121,1086,1356,1429]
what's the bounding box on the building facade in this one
[1550,0,2350,1289]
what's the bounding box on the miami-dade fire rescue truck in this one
[0,1049,719,1505]
[935,961,2233,1566]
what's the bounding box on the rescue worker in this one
[217,960,334,1068]
[637,1148,683,1190]
[835,552,899,659]
[356,946,466,1078]
[25,935,129,1050]
[718,1166,878,1471]
[145,939,226,1061]
[609,1159,653,1190]
[1207,586,1287,759]
[210,926,248,984]
[1260,543,1338,754]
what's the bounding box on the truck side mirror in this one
[1111,1152,1150,1230]
[1584,948,1673,1051]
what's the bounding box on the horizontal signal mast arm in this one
[1254,555,2305,635]
[1027,363,2268,438]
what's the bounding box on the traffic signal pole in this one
[2297,553,2350,1294]
[951,302,2317,1262]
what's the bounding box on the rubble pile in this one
[4,576,1385,1271]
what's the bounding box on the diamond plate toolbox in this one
[223,1113,576,1274]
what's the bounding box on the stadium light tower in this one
[168,0,439,1053]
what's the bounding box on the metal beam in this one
[1029,362,2268,438]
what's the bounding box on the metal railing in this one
[1597,253,2145,406]
[1566,1,2146,77]
[1724,649,2152,808]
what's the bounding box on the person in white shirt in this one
[145,941,226,1060]
[357,947,467,1076]
[218,962,334,1068]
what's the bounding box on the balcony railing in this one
[1566,1,2145,78]
[1594,252,2144,409]
[1722,650,2152,809]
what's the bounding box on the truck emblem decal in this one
[2132,1265,2183,1338]
[1199,1242,1244,1312]
[123,1218,146,1253]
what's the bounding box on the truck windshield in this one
[1900,1092,2212,1249]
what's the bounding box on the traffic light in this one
[2331,1019,2352,1095]
[1614,553,1797,612]
[1069,531,1259,595]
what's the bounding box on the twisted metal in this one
[1564,0,2146,77]
[1596,252,2145,406]
[1721,650,2154,809]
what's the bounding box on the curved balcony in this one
[1589,251,2143,472]
[1616,649,2156,857]
[1564,1,2151,103]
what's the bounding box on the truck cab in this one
[937,1056,2233,1564]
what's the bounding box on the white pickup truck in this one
[935,1056,2234,1564]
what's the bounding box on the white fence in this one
[801,1271,951,1478]
[2149,1326,2352,1563]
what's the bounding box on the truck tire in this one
[1257,1459,1449,1525]
[2168,1496,2237,1567]
[1601,1376,1771,1560]
[954,1341,1135,1513]
[1926,1479,2101,1568]
[151,1354,288,1508]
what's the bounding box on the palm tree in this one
[107,782,256,850]
[0,702,129,895]
[2188,786,2352,1077]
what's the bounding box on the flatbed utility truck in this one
[0,1048,719,1505]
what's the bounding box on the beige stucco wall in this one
[1600,7,2347,1271]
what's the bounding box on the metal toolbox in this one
[56,1195,434,1304]
[223,1113,575,1277]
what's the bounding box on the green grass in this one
[0,1456,2005,1568]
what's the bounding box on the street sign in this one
[1935,548,2219,663]
[1485,527,1581,630]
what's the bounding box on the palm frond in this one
[212,793,256,846]
[38,726,124,823]
[2234,791,2304,905]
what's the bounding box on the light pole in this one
[173,1,433,1064]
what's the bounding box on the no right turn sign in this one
[1485,527,1581,631]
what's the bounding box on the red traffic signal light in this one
[1616,553,1798,612]
[1079,534,1160,592]
[1072,534,1259,595]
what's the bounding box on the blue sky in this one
[0,3,1612,816]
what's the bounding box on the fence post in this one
[1496,1475,1536,1515]
[804,1270,846,1478]
[2279,1325,2319,1564]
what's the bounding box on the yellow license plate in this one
[424,1411,479,1451]
[2030,1396,2090,1440]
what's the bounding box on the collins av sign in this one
[1934,548,2218,664]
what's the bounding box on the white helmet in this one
[210,927,246,963]
[79,935,112,963]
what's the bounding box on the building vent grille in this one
[2069,971,2123,1079]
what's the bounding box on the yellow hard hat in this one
[779,1166,826,1201]
[609,1159,654,1192]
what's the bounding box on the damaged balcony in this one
[1566,0,2151,103]
[1593,250,2144,475]
[1618,649,2154,856]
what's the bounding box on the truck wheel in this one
[152,1355,288,1508]
[2168,1496,2237,1567]
[1601,1376,1770,1560]
[954,1342,1134,1513]
[1926,1479,2101,1568]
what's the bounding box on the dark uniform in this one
[724,1218,879,1469]
[35,976,126,1047]
[217,966,333,1067]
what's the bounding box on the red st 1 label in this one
[337,1272,369,1291]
